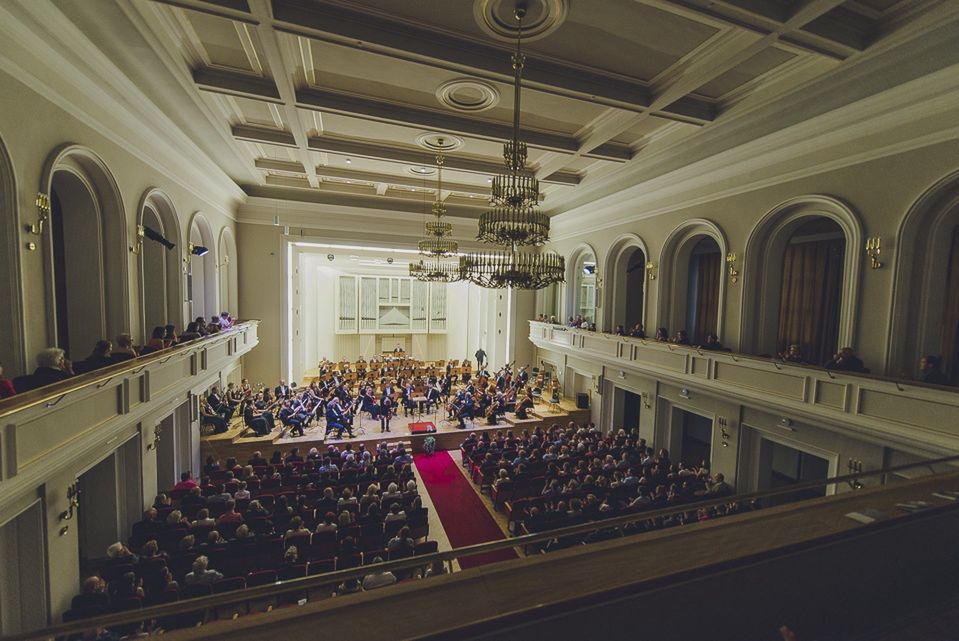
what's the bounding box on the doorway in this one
[0,502,48,634]
[758,438,830,505]
[77,454,120,564]
[676,409,712,469]
[622,390,642,432]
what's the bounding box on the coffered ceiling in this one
[132,0,941,218]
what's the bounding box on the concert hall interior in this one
[3,1,959,640]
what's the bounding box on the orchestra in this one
[234,354,559,440]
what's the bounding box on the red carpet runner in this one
[414,451,518,569]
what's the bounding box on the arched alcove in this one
[187,213,217,323]
[888,172,959,380]
[217,226,238,317]
[0,135,25,375]
[741,196,862,361]
[41,145,129,360]
[565,244,598,327]
[604,233,649,333]
[137,188,183,340]
[659,219,728,343]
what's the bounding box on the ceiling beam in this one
[232,123,296,146]
[193,66,281,102]
[253,157,304,172]
[306,135,581,186]
[270,0,716,125]
[295,87,632,162]
[313,166,493,197]
[151,0,258,24]
[644,0,863,59]
[246,0,319,187]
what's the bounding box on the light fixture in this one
[411,155,462,282]
[143,225,175,250]
[345,158,352,164]
[645,261,657,280]
[462,2,564,290]
[131,225,145,254]
[27,192,51,235]
[865,236,882,269]
[726,252,739,283]
[190,244,209,257]
[327,253,335,261]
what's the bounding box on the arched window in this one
[604,234,648,334]
[540,281,561,321]
[776,218,846,365]
[660,219,728,344]
[42,146,129,361]
[187,214,217,322]
[567,247,597,326]
[890,173,959,381]
[217,227,238,317]
[138,189,183,341]
[0,135,25,375]
[741,196,861,364]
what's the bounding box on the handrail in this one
[0,321,259,420]
[7,453,959,641]
[529,321,959,395]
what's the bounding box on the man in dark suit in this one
[325,397,354,439]
[17,347,73,392]
[919,355,949,385]
[247,451,268,467]
[208,385,236,420]
[274,380,291,399]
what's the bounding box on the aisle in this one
[413,451,518,569]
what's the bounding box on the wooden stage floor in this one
[201,399,589,464]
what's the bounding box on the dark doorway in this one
[680,410,712,469]
[622,390,641,432]
[759,439,830,506]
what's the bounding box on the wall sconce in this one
[27,192,51,235]
[679,388,690,399]
[847,458,864,489]
[59,480,80,522]
[617,370,625,380]
[865,237,882,269]
[778,416,795,431]
[222,254,231,266]
[725,252,739,284]
[131,225,145,255]
[718,417,730,447]
[645,261,657,281]
[641,391,651,409]
[146,425,162,451]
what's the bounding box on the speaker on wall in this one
[576,393,590,409]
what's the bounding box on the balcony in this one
[529,321,959,454]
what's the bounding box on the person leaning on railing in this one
[13,346,74,393]
[0,360,15,399]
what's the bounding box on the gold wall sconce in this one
[59,480,80,523]
[146,425,162,451]
[645,261,657,280]
[131,225,145,255]
[865,236,882,269]
[718,417,731,447]
[27,192,51,235]
[725,252,739,284]
[641,391,651,409]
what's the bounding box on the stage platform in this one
[200,398,590,466]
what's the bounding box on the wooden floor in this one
[200,397,589,467]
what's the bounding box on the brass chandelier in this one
[410,155,463,282]
[462,2,565,290]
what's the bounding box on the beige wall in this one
[237,223,284,385]
[0,69,238,376]
[545,139,959,377]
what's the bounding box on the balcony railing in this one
[0,321,259,482]
[529,321,959,454]
[6,454,959,641]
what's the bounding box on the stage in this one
[200,399,590,465]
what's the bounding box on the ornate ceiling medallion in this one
[415,132,464,153]
[436,78,501,113]
[473,0,569,43]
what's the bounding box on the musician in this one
[358,386,376,418]
[515,392,535,420]
[278,400,305,437]
[518,365,530,386]
[325,397,354,439]
[378,394,394,433]
[274,380,291,399]
[455,390,475,429]
[425,383,440,413]
[402,381,416,417]
[486,393,505,425]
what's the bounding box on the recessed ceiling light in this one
[412,188,417,191]
[486,178,492,183]
[345,158,352,164]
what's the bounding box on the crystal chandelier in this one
[411,155,463,282]
[463,2,565,290]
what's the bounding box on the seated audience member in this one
[780,343,805,364]
[178,321,202,343]
[163,325,178,347]
[106,542,138,565]
[111,334,138,363]
[700,333,725,351]
[192,508,215,528]
[387,526,415,558]
[0,361,16,399]
[219,311,234,329]
[216,500,244,527]
[362,557,397,590]
[629,324,646,338]
[184,555,222,585]
[143,326,167,353]
[109,571,144,600]
[77,340,114,373]
[654,327,669,342]
[919,355,949,385]
[207,317,222,334]
[613,324,626,336]
[336,577,362,595]
[825,347,867,373]
[703,473,732,497]
[72,576,110,611]
[248,450,268,467]
[424,560,448,578]
[194,316,210,337]
[174,471,198,491]
[669,330,690,345]
[17,347,74,392]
